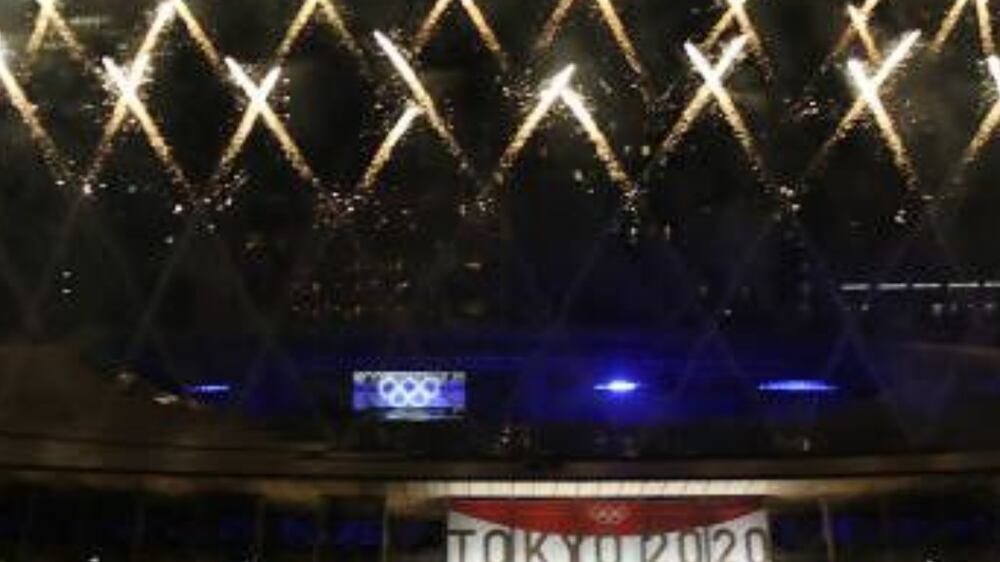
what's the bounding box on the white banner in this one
[447,500,772,562]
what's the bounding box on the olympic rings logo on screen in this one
[376,373,444,408]
[589,504,630,526]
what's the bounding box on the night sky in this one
[0,0,997,351]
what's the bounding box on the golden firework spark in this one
[962,55,1000,163]
[276,0,363,61]
[656,36,750,159]
[171,0,224,70]
[932,0,995,55]
[373,31,464,160]
[826,31,920,148]
[123,1,224,75]
[215,64,281,182]
[84,3,178,187]
[0,37,72,181]
[593,0,646,79]
[495,65,634,194]
[224,58,318,186]
[98,56,191,190]
[683,38,762,169]
[559,88,635,194]
[847,57,916,185]
[134,1,180,64]
[497,65,576,178]
[829,0,884,61]
[414,0,453,53]
[535,0,648,83]
[701,0,769,72]
[26,0,89,67]
[411,0,508,68]
[536,0,577,50]
[847,4,883,63]
[359,104,423,190]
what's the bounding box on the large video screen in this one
[352,371,467,421]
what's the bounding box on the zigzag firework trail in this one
[702,0,769,73]
[86,0,230,190]
[847,4,883,64]
[27,0,89,67]
[171,0,224,69]
[536,0,577,51]
[826,31,920,148]
[495,65,633,194]
[933,0,995,55]
[276,0,363,61]
[459,0,508,67]
[684,39,762,170]
[101,56,191,190]
[657,36,749,158]
[559,88,635,195]
[85,4,175,187]
[373,31,464,161]
[360,104,423,190]
[535,0,649,89]
[225,59,317,186]
[830,0,884,60]
[497,65,576,179]
[963,56,1000,163]
[847,58,916,186]
[412,0,507,67]
[215,65,281,182]
[0,37,72,181]
[593,0,646,79]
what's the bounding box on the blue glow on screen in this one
[758,379,839,394]
[594,379,640,394]
[353,372,466,420]
[184,383,232,395]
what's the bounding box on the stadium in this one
[1,0,1000,560]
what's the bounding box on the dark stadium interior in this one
[3,0,1000,559]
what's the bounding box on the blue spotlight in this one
[758,379,839,394]
[594,379,640,394]
[184,383,232,396]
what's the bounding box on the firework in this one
[829,0,884,60]
[827,32,920,147]
[963,55,1000,163]
[276,0,363,61]
[702,0,769,73]
[495,65,633,194]
[535,0,648,86]
[559,88,635,194]
[847,58,916,186]
[933,0,995,56]
[656,36,750,159]
[412,0,508,67]
[27,0,89,67]
[0,37,72,181]
[359,104,423,190]
[171,0,224,70]
[373,31,464,161]
[101,56,191,190]
[536,0,578,51]
[593,0,646,79]
[847,4,883,63]
[225,58,317,186]
[683,39,762,169]
[497,65,576,179]
[84,3,178,186]
[215,65,280,182]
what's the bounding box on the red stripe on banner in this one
[451,499,761,536]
